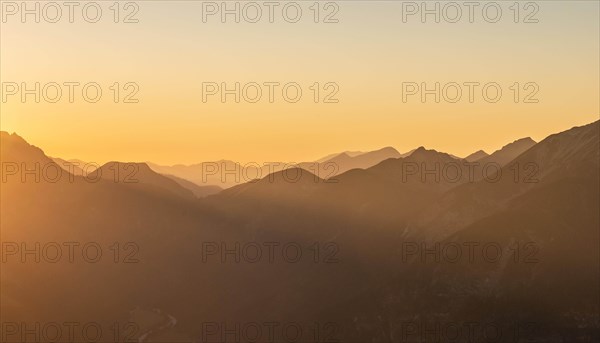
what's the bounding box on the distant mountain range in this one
[1,121,597,342]
[49,137,537,198]
[145,138,536,192]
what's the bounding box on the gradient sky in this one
[1,0,599,164]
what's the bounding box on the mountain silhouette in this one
[1,121,598,342]
[147,147,407,189]
[89,162,197,200]
[51,157,93,176]
[411,121,598,239]
[315,150,365,163]
[319,146,403,174]
[477,137,537,167]
[464,149,489,162]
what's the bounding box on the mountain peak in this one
[507,137,536,147]
[464,150,489,162]
[520,137,535,143]
[375,146,400,154]
[409,146,436,156]
[1,131,29,145]
[494,137,536,153]
[478,136,537,167]
[91,161,195,198]
[0,131,52,165]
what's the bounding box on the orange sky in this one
[1,1,598,164]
